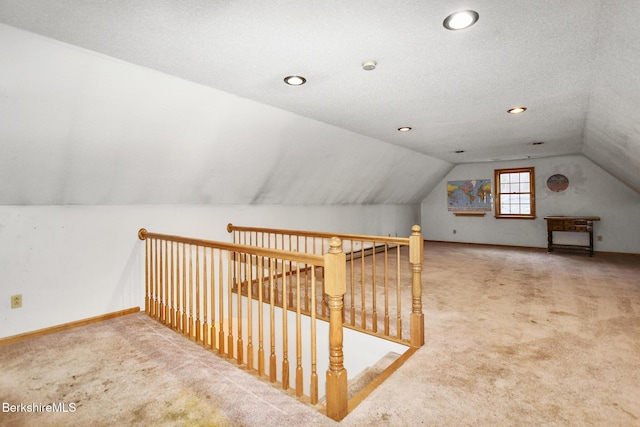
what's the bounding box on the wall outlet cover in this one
[11,294,22,309]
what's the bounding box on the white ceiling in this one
[1,0,639,204]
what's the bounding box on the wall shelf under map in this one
[453,212,486,217]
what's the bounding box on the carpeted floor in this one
[2,242,639,426]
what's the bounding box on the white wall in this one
[0,203,419,338]
[420,155,640,254]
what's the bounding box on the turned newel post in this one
[138,228,150,314]
[409,225,425,348]
[324,237,348,421]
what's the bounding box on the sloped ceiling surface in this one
[0,25,449,205]
[583,2,640,192]
[0,0,639,205]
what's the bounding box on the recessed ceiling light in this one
[362,60,377,71]
[507,107,527,114]
[284,76,306,86]
[443,10,479,30]
[397,127,412,132]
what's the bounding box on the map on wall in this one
[447,179,492,212]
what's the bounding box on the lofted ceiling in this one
[0,0,639,205]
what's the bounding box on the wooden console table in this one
[544,216,600,256]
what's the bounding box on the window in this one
[494,167,536,219]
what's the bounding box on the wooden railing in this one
[227,224,425,348]
[138,229,349,420]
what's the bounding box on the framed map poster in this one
[447,179,492,213]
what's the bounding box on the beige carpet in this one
[2,242,639,426]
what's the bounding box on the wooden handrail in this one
[227,223,411,246]
[139,228,324,265]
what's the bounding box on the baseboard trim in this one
[424,240,639,256]
[0,307,141,347]
[425,239,544,251]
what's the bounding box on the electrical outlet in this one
[453,229,457,234]
[11,294,22,309]
[597,235,603,241]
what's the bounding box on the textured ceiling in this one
[0,0,639,203]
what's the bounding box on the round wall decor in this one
[547,174,569,192]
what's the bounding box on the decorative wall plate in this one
[547,174,569,192]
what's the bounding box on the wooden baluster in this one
[396,245,401,339]
[287,236,294,308]
[264,258,270,304]
[189,245,195,339]
[162,240,167,323]
[321,274,328,318]
[210,248,216,350]
[269,257,277,383]
[282,258,289,390]
[153,238,159,319]
[409,225,425,347]
[384,244,390,336]
[175,242,181,331]
[302,263,309,314]
[304,238,309,312]
[253,256,259,297]
[325,237,347,421]
[153,238,158,318]
[166,240,171,326]
[255,234,262,298]
[159,239,164,321]
[202,247,208,346]
[349,243,355,325]
[360,240,366,329]
[274,263,280,306]
[218,250,224,356]
[288,261,294,308]
[246,254,253,371]
[183,244,189,335]
[227,254,234,360]
[295,264,303,397]
[236,252,243,365]
[310,265,318,404]
[195,246,201,342]
[372,242,377,333]
[182,243,188,336]
[258,256,265,377]
[165,241,170,327]
[173,242,177,329]
[149,238,154,317]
